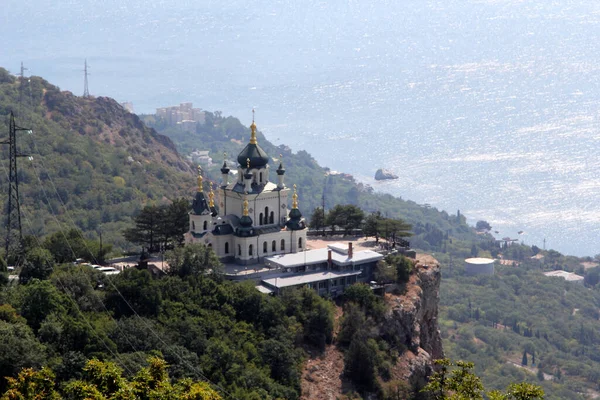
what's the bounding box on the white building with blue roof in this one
[185,115,307,265]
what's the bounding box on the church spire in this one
[249,108,257,145]
[208,185,215,208]
[243,197,249,216]
[197,165,203,192]
[292,184,299,209]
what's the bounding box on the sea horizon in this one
[2,0,600,257]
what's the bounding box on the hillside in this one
[440,257,600,400]
[0,68,195,251]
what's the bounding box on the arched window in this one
[264,207,269,223]
[269,211,274,224]
[260,172,263,183]
[281,239,285,251]
[203,221,207,230]
[192,221,195,231]
[259,213,263,225]
[263,242,268,254]
[298,237,303,249]
[225,242,229,254]
[238,244,241,256]
[249,244,253,256]
[272,240,276,251]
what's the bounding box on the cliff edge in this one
[384,254,444,394]
[301,255,443,399]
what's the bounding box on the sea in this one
[2,0,600,256]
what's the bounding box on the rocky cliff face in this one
[300,255,443,400]
[383,255,444,395]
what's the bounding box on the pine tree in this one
[522,350,528,366]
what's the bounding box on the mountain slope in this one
[0,67,195,251]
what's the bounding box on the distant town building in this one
[464,257,495,276]
[188,150,213,167]
[543,270,584,285]
[155,102,205,131]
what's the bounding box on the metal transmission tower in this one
[18,62,28,117]
[1,112,31,264]
[83,59,90,97]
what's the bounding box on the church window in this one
[269,211,274,224]
[281,239,285,251]
[225,242,229,254]
[263,242,268,254]
[272,240,276,251]
[259,213,263,225]
[264,207,269,223]
[238,244,241,256]
[298,237,303,249]
[260,172,263,183]
[249,244,253,256]
[203,221,207,230]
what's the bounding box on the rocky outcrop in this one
[383,255,444,395]
[375,168,399,180]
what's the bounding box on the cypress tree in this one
[522,350,528,366]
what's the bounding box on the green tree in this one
[374,260,397,284]
[325,204,364,236]
[377,218,412,240]
[423,359,544,400]
[363,212,382,239]
[0,320,48,391]
[165,243,222,278]
[1,367,59,400]
[309,207,326,231]
[344,331,380,391]
[19,247,55,284]
[19,280,68,330]
[104,268,162,318]
[2,357,222,399]
[123,204,163,252]
[385,254,413,283]
[163,197,190,247]
[43,229,87,264]
[476,220,492,231]
[522,350,528,366]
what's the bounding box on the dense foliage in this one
[440,254,600,399]
[1,356,221,399]
[0,242,338,399]
[423,358,544,400]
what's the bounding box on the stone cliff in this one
[301,254,443,399]
[384,254,444,395]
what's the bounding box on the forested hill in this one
[0,68,195,250]
[141,112,483,255]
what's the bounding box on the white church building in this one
[185,117,307,265]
